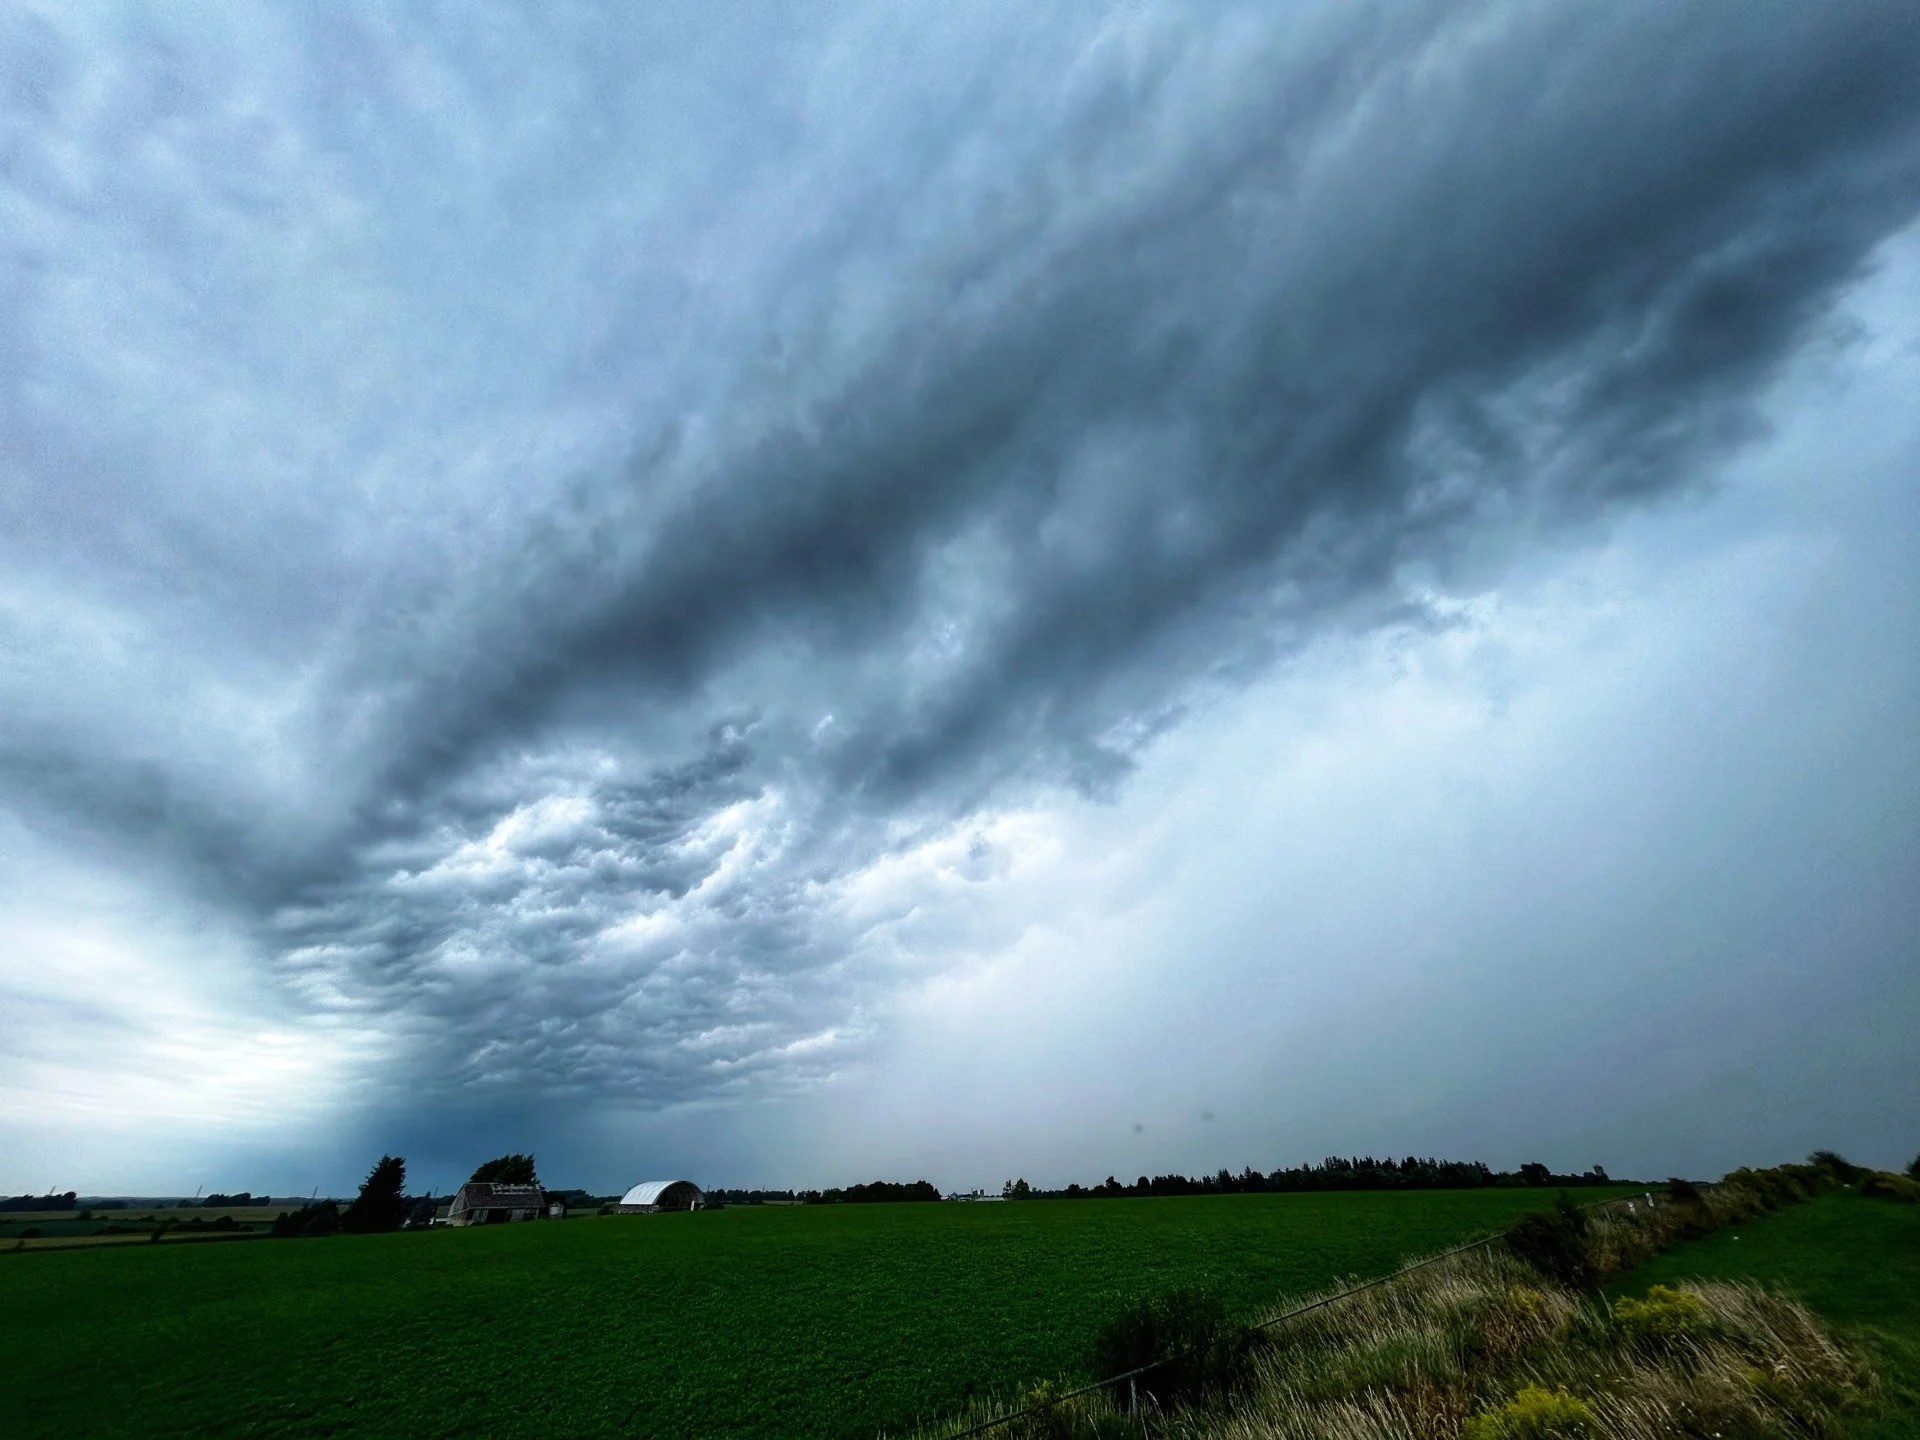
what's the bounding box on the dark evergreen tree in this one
[342,1155,408,1234]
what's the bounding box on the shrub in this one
[303,1202,342,1238]
[19,1227,41,1239]
[1724,1165,1808,1210]
[1862,1173,1920,1204]
[1664,1177,1705,1206]
[1089,1288,1252,1411]
[1614,1285,1713,1345]
[269,1202,342,1239]
[1006,1381,1073,1440]
[1808,1150,1863,1185]
[1461,1385,1594,1440]
[1662,1178,1722,1238]
[1505,1194,1595,1289]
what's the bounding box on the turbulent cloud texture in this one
[2,0,1918,1187]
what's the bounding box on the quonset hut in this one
[617,1179,703,1213]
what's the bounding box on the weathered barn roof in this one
[450,1182,545,1214]
[618,1179,701,1207]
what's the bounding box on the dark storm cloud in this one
[4,0,1920,1117]
[346,0,1920,812]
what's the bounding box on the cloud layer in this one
[3,0,1918,1187]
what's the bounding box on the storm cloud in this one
[2,0,1918,1189]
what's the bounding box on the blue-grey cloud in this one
[3,0,1919,1178]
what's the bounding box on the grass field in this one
[0,1187,1629,1439]
[1611,1192,1920,1438]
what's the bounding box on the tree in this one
[469,1153,538,1185]
[1808,1150,1862,1184]
[304,1201,342,1238]
[272,1201,342,1238]
[1906,1153,1920,1182]
[1518,1162,1553,1186]
[342,1155,409,1234]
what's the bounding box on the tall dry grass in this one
[899,1171,1872,1440]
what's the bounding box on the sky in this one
[1,0,1917,1199]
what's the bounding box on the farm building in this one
[445,1182,548,1225]
[618,1179,703,1213]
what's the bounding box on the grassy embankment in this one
[0,1187,1626,1440]
[1615,1192,1920,1438]
[912,1168,1914,1439]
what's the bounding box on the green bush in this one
[1664,1177,1705,1205]
[1723,1166,1809,1210]
[1614,1285,1713,1345]
[1089,1288,1252,1411]
[1861,1173,1920,1204]
[1505,1194,1596,1289]
[1808,1150,1863,1185]
[1461,1385,1594,1440]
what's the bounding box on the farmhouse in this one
[617,1179,703,1213]
[445,1182,548,1225]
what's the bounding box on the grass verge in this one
[1612,1192,1920,1439]
[911,1162,1901,1439]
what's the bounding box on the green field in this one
[1612,1192,1920,1439]
[0,1188,1628,1439]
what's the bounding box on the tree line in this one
[706,1179,943,1206]
[0,1191,78,1212]
[998,1156,1619,1200]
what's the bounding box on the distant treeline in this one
[711,1160,1617,1206]
[1007,1157,1617,1200]
[708,1179,942,1206]
[1,1192,77,1212]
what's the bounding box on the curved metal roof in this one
[619,1179,701,1207]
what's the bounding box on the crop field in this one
[1612,1192,1920,1439]
[0,1187,1631,1440]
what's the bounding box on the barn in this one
[445,1182,547,1225]
[617,1179,703,1213]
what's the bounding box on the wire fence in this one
[938,1188,1666,1440]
